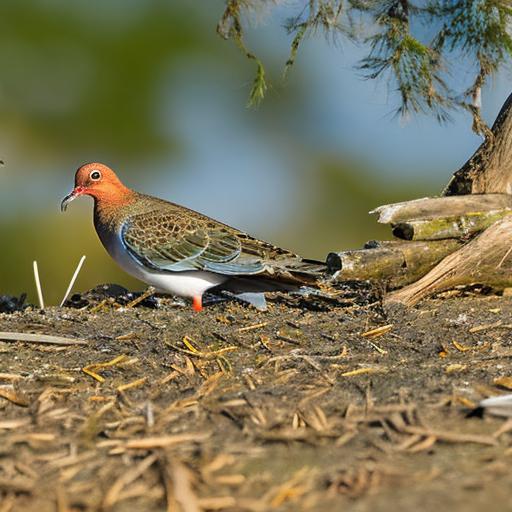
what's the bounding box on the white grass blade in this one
[32,261,44,309]
[60,255,86,307]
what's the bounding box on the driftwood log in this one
[373,194,512,241]
[328,240,461,289]
[371,194,512,223]
[330,194,510,288]
[391,210,512,241]
[384,216,512,306]
[331,90,512,305]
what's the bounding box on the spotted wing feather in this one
[121,211,267,275]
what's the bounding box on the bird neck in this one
[93,186,137,229]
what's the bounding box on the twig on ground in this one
[238,322,268,333]
[0,332,87,346]
[125,286,156,308]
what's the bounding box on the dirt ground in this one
[1,285,512,512]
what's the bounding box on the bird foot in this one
[193,296,203,312]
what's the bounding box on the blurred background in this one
[1,0,511,304]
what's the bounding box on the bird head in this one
[61,162,128,211]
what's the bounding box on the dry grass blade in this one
[213,475,245,486]
[237,322,268,333]
[198,497,237,509]
[48,451,98,469]
[160,455,201,512]
[0,385,29,406]
[0,418,31,429]
[0,373,24,381]
[167,337,237,360]
[361,325,393,338]
[56,485,69,512]
[300,406,330,432]
[196,372,224,398]
[0,477,34,493]
[445,363,466,374]
[367,340,388,355]
[341,367,387,377]
[183,335,201,353]
[32,260,44,309]
[0,494,16,512]
[103,453,158,508]
[452,340,471,352]
[492,418,512,438]
[268,467,313,508]
[469,321,504,333]
[117,377,147,392]
[125,432,211,449]
[60,255,86,306]
[11,433,55,443]
[0,332,87,346]
[125,286,155,308]
[408,435,437,453]
[202,454,236,476]
[493,376,512,390]
[82,354,129,382]
[402,426,497,446]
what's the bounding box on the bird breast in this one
[97,223,226,298]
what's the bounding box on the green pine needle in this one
[248,59,268,108]
[217,0,512,130]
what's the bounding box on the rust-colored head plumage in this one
[61,162,132,212]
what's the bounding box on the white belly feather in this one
[103,229,227,298]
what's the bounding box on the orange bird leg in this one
[193,295,203,312]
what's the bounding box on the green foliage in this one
[217,0,269,106]
[358,2,449,121]
[0,2,215,160]
[219,0,512,132]
[429,0,512,134]
[283,1,345,78]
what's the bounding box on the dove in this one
[61,163,329,311]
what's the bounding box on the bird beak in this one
[61,186,85,212]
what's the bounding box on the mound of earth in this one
[1,285,512,511]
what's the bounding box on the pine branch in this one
[284,1,346,78]
[356,1,450,120]
[429,0,512,137]
[217,0,269,107]
[217,0,512,127]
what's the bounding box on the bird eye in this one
[90,170,102,181]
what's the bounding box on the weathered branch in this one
[333,91,512,305]
[380,91,512,303]
[384,216,512,307]
[328,239,461,289]
[372,194,512,224]
[391,209,512,241]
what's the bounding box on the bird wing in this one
[120,210,271,275]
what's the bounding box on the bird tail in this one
[274,258,328,285]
